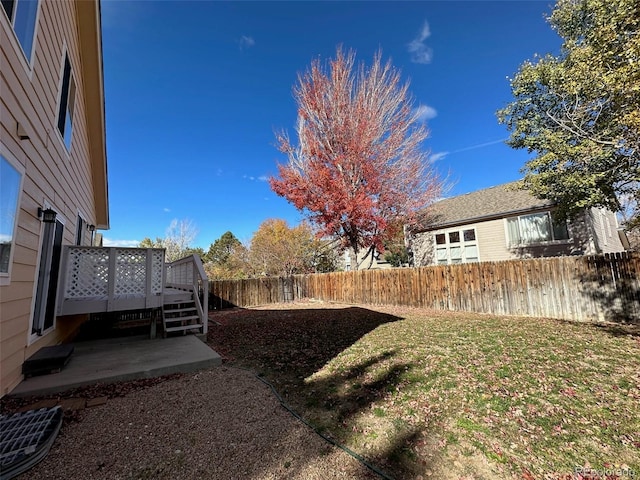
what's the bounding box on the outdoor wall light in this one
[37,207,57,223]
[17,122,30,141]
[87,224,96,246]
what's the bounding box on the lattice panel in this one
[64,248,109,299]
[167,264,194,285]
[151,250,164,294]
[114,249,146,296]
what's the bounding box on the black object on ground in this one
[0,406,63,480]
[22,345,74,377]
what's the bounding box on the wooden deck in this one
[56,287,191,316]
[55,247,209,335]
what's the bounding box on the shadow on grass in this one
[207,306,402,379]
[590,322,640,338]
[305,354,429,478]
[207,306,435,479]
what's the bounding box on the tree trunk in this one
[349,247,358,271]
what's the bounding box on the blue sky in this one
[100,0,562,249]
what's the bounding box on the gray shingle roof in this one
[415,182,556,232]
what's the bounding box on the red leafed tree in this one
[270,47,442,269]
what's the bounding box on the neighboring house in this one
[1,0,108,396]
[408,182,626,267]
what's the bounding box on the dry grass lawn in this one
[207,301,640,480]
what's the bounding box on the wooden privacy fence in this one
[209,253,639,323]
[210,276,303,310]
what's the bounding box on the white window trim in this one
[27,204,66,346]
[433,227,480,265]
[504,211,572,248]
[54,44,75,153]
[0,145,25,286]
[0,0,41,77]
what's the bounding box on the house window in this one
[1,0,39,62]
[75,214,85,246]
[506,212,569,246]
[0,154,23,278]
[57,54,76,149]
[434,227,478,265]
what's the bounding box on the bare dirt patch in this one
[4,367,377,480]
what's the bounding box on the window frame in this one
[75,213,86,246]
[0,0,40,71]
[505,211,570,248]
[0,146,25,286]
[56,49,76,151]
[433,227,479,265]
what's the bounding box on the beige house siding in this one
[476,219,511,262]
[411,221,507,266]
[589,208,625,254]
[0,0,107,396]
[410,208,611,267]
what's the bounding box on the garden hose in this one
[229,365,394,480]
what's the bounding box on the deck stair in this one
[162,286,205,335]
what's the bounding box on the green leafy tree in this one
[205,242,251,280]
[383,246,409,267]
[381,222,409,267]
[182,247,205,260]
[138,237,163,249]
[497,0,640,221]
[204,231,250,280]
[206,231,241,264]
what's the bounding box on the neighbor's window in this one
[57,53,76,149]
[1,0,39,62]
[434,227,478,265]
[0,154,22,275]
[507,212,569,246]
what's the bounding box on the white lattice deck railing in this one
[56,247,166,316]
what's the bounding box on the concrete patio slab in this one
[10,335,222,397]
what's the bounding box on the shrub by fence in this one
[209,252,639,323]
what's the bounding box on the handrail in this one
[165,254,208,334]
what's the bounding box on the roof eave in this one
[76,0,109,230]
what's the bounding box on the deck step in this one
[163,306,197,314]
[164,324,203,333]
[164,315,200,323]
[164,295,193,304]
[162,289,204,335]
